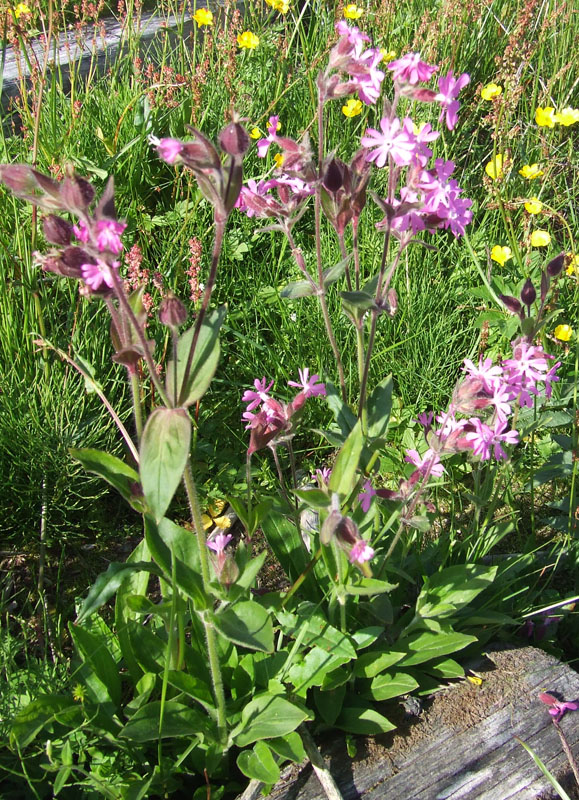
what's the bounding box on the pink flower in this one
[539,692,579,722]
[157,137,183,164]
[503,342,553,407]
[95,219,126,255]
[434,71,470,130]
[207,533,233,553]
[349,47,385,105]
[314,466,332,486]
[358,480,377,512]
[288,368,326,398]
[349,539,375,564]
[402,118,439,166]
[387,52,437,85]
[362,117,418,168]
[334,21,370,59]
[404,448,445,477]
[80,259,118,292]
[242,377,274,411]
[462,356,503,392]
[257,116,280,158]
[465,419,518,461]
[73,220,90,243]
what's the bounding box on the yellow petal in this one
[481,83,502,101]
[524,197,542,214]
[491,245,512,266]
[485,154,504,180]
[519,163,543,179]
[213,515,233,530]
[554,324,573,342]
[201,514,214,530]
[530,230,551,247]
[535,106,555,128]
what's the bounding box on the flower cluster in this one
[535,105,579,128]
[242,369,326,454]
[325,21,386,105]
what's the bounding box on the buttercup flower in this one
[530,230,551,247]
[524,197,542,214]
[485,154,504,180]
[266,0,290,12]
[342,98,363,117]
[553,107,579,126]
[481,82,502,100]
[519,163,543,179]
[274,153,285,168]
[380,48,397,62]
[193,8,213,26]
[554,324,573,342]
[250,127,261,139]
[12,3,31,17]
[535,106,555,127]
[491,245,512,266]
[237,31,259,49]
[566,253,579,276]
[344,3,364,19]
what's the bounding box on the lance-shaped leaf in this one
[323,255,351,287]
[140,408,191,521]
[166,306,226,407]
[367,375,393,441]
[71,449,143,511]
[280,280,316,300]
[329,420,364,496]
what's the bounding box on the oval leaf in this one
[140,407,191,521]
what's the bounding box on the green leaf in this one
[115,539,152,682]
[120,701,213,742]
[280,280,315,299]
[167,306,226,406]
[397,627,477,666]
[140,408,191,521]
[323,256,350,287]
[69,622,121,707]
[324,381,357,437]
[369,671,419,701]
[287,646,352,695]
[367,375,393,441]
[77,561,162,624]
[10,695,81,749]
[277,604,356,658]
[166,670,214,711]
[516,737,573,800]
[416,564,497,619]
[261,510,321,599]
[329,420,364,496]
[423,658,464,679]
[345,577,397,596]
[268,732,306,764]
[294,488,331,509]
[212,600,274,652]
[144,516,205,607]
[335,702,395,734]
[340,291,376,326]
[71,449,142,510]
[232,694,310,747]
[237,741,280,784]
[351,627,384,650]
[353,650,405,678]
[314,685,346,726]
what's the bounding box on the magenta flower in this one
[334,21,370,59]
[95,219,126,255]
[349,47,385,105]
[349,539,375,565]
[387,52,438,85]
[242,377,274,411]
[80,259,118,292]
[314,466,332,486]
[544,362,561,398]
[207,533,233,553]
[257,116,280,159]
[358,479,377,512]
[416,411,434,429]
[157,137,183,164]
[362,117,418,168]
[402,118,439,166]
[73,220,90,243]
[539,692,579,722]
[462,357,503,392]
[503,342,553,407]
[288,368,326,398]
[434,71,470,130]
[404,448,445,477]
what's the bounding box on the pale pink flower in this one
[434,71,470,130]
[257,116,280,159]
[80,258,119,292]
[387,52,437,85]
[157,137,183,164]
[95,219,126,255]
[358,480,377,512]
[349,539,375,564]
[362,117,418,168]
[404,448,445,477]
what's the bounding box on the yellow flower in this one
[250,127,262,139]
[553,107,579,126]
[342,98,363,117]
[535,106,555,127]
[554,324,573,342]
[485,154,504,180]
[481,83,502,101]
[193,8,213,26]
[491,245,512,266]
[524,197,542,214]
[201,500,232,531]
[344,3,364,19]
[12,2,31,17]
[266,0,290,11]
[519,163,543,179]
[566,253,579,276]
[379,48,397,63]
[274,153,285,168]
[237,31,259,49]
[530,230,551,247]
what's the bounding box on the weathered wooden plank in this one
[265,646,579,800]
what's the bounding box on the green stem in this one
[356,324,367,435]
[130,372,143,442]
[182,462,227,745]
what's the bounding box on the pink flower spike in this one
[207,533,233,553]
[358,480,377,513]
[349,539,375,564]
[157,137,183,164]
[288,368,326,398]
[539,692,579,723]
[387,52,438,85]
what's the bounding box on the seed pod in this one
[159,295,187,328]
[218,121,249,157]
[546,252,565,277]
[520,278,536,308]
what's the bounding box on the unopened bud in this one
[322,158,344,193]
[499,294,523,317]
[520,278,536,308]
[219,122,249,157]
[43,214,73,245]
[60,174,95,211]
[158,295,187,327]
[546,252,565,277]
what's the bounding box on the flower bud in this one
[520,278,536,308]
[499,294,523,317]
[43,214,73,245]
[158,295,187,328]
[218,122,249,157]
[322,158,344,193]
[60,174,95,212]
[546,252,565,277]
